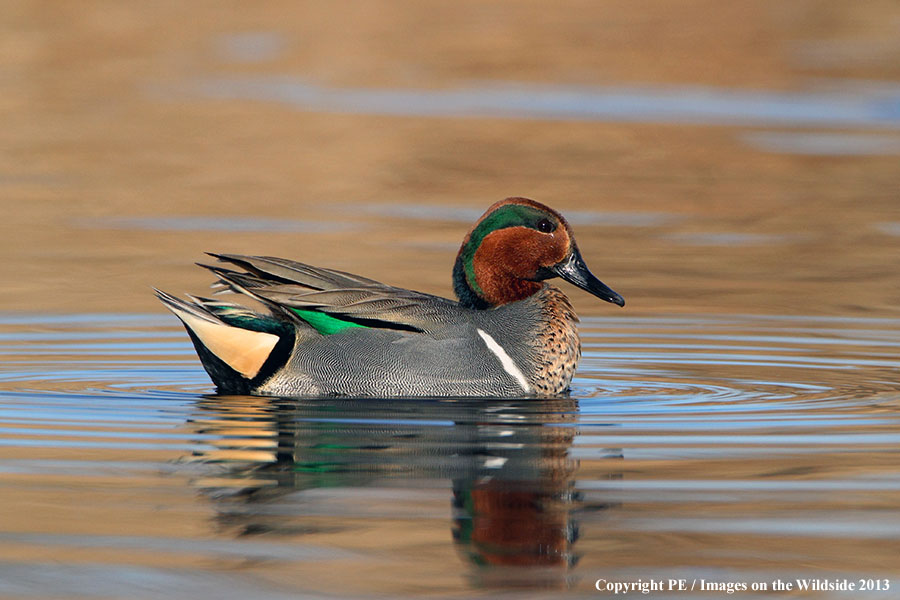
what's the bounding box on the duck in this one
[156,197,624,397]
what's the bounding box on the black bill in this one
[546,247,625,307]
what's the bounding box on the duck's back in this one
[259,292,552,397]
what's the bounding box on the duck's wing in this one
[201,253,464,334]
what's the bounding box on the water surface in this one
[192,77,900,128]
[3,1,900,597]
[1,314,897,598]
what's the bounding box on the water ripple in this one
[1,313,898,594]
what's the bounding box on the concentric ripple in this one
[0,313,898,598]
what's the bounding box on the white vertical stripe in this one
[476,328,531,393]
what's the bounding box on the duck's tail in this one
[154,289,294,393]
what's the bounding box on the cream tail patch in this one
[175,309,279,379]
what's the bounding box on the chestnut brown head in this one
[452,198,624,309]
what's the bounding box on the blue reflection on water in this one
[193,76,900,128]
[75,216,359,233]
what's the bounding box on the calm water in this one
[1,313,898,598]
[4,1,900,597]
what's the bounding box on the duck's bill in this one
[549,249,625,307]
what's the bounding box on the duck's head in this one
[453,197,625,309]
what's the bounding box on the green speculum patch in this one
[291,308,369,335]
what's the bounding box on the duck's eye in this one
[536,218,555,233]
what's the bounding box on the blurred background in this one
[2,0,899,316]
[2,4,900,598]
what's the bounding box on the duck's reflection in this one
[188,395,615,584]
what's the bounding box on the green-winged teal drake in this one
[156,197,624,397]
